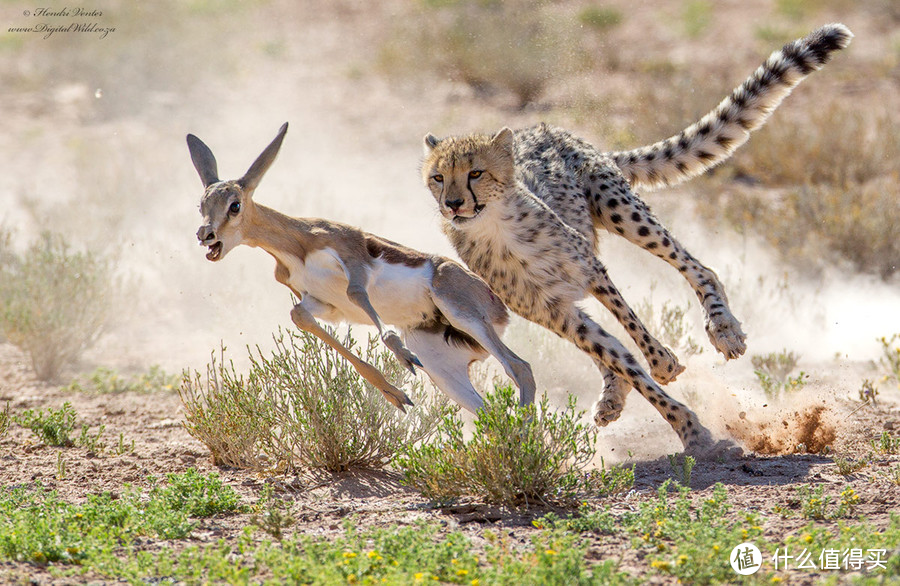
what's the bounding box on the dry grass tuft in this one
[180,327,453,473]
[378,0,591,108]
[0,231,115,380]
[701,102,900,279]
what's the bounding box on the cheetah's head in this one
[421,128,515,227]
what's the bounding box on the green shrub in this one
[682,0,713,39]
[636,292,703,360]
[396,385,597,506]
[578,5,624,30]
[0,469,241,564]
[16,402,78,447]
[833,455,868,476]
[65,365,179,394]
[77,423,106,455]
[626,481,765,583]
[180,344,273,470]
[879,334,900,388]
[149,469,243,519]
[796,484,860,520]
[751,350,807,400]
[0,232,115,380]
[667,454,695,487]
[872,431,900,455]
[180,327,453,472]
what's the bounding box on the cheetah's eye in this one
[432,174,444,184]
[469,170,483,179]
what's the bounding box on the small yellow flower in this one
[803,534,813,544]
[367,550,379,559]
[712,545,720,552]
[451,558,458,565]
[343,551,357,559]
[651,560,670,570]
[456,569,469,577]
[346,575,357,584]
[657,543,666,552]
[545,549,558,556]
[414,573,425,582]
[471,580,480,586]
[678,555,688,565]
[771,577,783,583]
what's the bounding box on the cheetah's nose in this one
[445,198,464,212]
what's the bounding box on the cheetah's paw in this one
[592,396,625,427]
[705,313,747,360]
[649,346,686,385]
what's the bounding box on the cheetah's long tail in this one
[611,23,852,192]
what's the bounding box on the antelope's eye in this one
[469,170,483,179]
[229,201,241,215]
[432,174,444,183]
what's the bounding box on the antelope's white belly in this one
[279,248,435,329]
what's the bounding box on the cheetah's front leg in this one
[587,257,685,384]
[591,363,630,427]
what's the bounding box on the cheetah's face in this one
[422,128,515,227]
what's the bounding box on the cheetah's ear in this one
[491,127,515,157]
[423,133,441,156]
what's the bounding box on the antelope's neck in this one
[244,203,313,266]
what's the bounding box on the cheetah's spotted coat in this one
[422,24,852,455]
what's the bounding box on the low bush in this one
[751,349,807,400]
[0,232,116,380]
[706,103,900,279]
[395,385,598,506]
[180,327,453,473]
[379,0,587,108]
[879,333,900,389]
[0,469,241,564]
[636,292,703,360]
[16,402,78,447]
[65,365,179,394]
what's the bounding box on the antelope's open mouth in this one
[206,241,223,261]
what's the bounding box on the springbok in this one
[187,122,535,413]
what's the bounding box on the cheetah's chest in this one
[451,198,588,316]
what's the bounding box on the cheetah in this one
[421,24,852,455]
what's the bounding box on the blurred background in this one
[1,0,898,458]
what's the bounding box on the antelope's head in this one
[186,122,288,261]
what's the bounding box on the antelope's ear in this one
[186,134,219,187]
[490,127,515,157]
[423,133,441,156]
[239,122,289,194]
